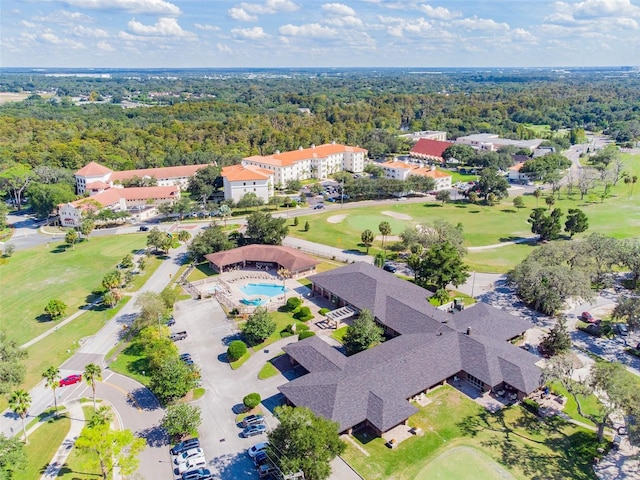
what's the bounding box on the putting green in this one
[416,446,516,480]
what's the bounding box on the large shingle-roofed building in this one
[279,262,541,435]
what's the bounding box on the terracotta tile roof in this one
[410,138,453,158]
[245,143,367,167]
[70,186,178,208]
[110,164,210,182]
[509,163,525,171]
[222,164,272,182]
[412,167,452,179]
[75,161,113,177]
[86,181,109,190]
[379,160,412,170]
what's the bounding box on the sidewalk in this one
[39,401,85,480]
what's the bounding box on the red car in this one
[581,312,596,323]
[59,374,82,387]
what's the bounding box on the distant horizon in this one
[2,1,640,68]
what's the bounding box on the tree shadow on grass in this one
[35,313,53,323]
[50,245,70,254]
[501,209,517,213]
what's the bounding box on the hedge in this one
[227,340,247,361]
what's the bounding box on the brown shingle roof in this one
[204,245,320,273]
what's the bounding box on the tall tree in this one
[477,168,509,201]
[619,239,640,289]
[360,229,374,254]
[134,291,166,332]
[188,224,235,261]
[612,296,640,333]
[44,299,67,321]
[149,357,197,404]
[378,221,391,248]
[75,423,145,480]
[245,211,288,245]
[9,389,31,444]
[65,229,79,249]
[268,405,345,480]
[0,331,27,396]
[243,307,276,345]
[0,164,36,211]
[161,403,202,440]
[564,208,589,238]
[528,207,563,241]
[79,218,95,240]
[539,316,572,357]
[42,366,61,416]
[416,241,470,291]
[84,363,103,411]
[0,434,26,478]
[343,309,383,356]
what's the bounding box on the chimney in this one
[466,327,471,336]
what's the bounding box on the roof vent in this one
[275,150,280,154]
[466,327,471,336]
[299,146,303,150]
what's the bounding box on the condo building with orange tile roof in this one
[378,160,453,191]
[221,164,274,203]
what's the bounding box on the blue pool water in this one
[240,283,288,298]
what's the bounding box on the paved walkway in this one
[39,401,85,480]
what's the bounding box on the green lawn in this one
[107,340,151,386]
[58,406,108,479]
[549,382,602,428]
[14,413,70,480]
[0,234,146,345]
[258,353,284,380]
[342,385,600,480]
[415,446,516,480]
[331,326,348,344]
[290,153,640,273]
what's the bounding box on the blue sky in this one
[1,0,639,68]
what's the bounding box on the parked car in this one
[247,441,268,458]
[175,456,207,475]
[616,324,629,336]
[383,264,397,273]
[170,331,188,341]
[242,424,267,437]
[174,448,205,465]
[242,414,265,427]
[253,451,269,468]
[258,463,277,478]
[581,311,595,323]
[166,316,176,326]
[139,225,149,231]
[313,204,324,210]
[170,438,200,456]
[182,468,213,480]
[59,374,82,387]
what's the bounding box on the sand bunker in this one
[382,211,413,221]
[327,214,347,224]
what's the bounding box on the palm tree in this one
[42,366,61,416]
[88,405,112,428]
[9,389,31,444]
[84,363,103,411]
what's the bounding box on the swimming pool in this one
[240,283,288,298]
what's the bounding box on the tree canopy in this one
[268,405,345,480]
[343,309,383,356]
[245,211,288,245]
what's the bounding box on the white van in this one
[175,456,207,475]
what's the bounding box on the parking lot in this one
[170,298,292,479]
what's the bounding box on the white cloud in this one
[325,15,363,27]
[321,3,356,17]
[279,23,337,37]
[194,23,220,31]
[418,4,460,20]
[71,25,109,37]
[217,43,232,53]
[239,0,299,15]
[228,7,257,22]
[127,17,195,37]
[33,10,93,24]
[572,0,640,19]
[39,32,85,48]
[20,20,36,28]
[62,0,180,16]
[97,40,115,51]
[512,28,537,42]
[455,16,509,31]
[231,26,267,39]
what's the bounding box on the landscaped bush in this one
[522,398,540,415]
[293,306,313,321]
[285,297,302,311]
[295,322,310,331]
[318,308,330,315]
[227,340,247,361]
[243,392,261,409]
[298,330,316,340]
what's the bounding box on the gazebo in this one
[204,245,320,277]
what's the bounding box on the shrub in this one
[318,308,330,315]
[227,340,247,361]
[298,330,316,340]
[286,297,302,312]
[293,306,313,321]
[295,322,310,331]
[522,398,540,415]
[243,392,261,409]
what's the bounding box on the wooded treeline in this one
[1,70,639,172]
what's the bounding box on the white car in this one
[175,456,208,475]
[247,442,268,458]
[174,448,205,465]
